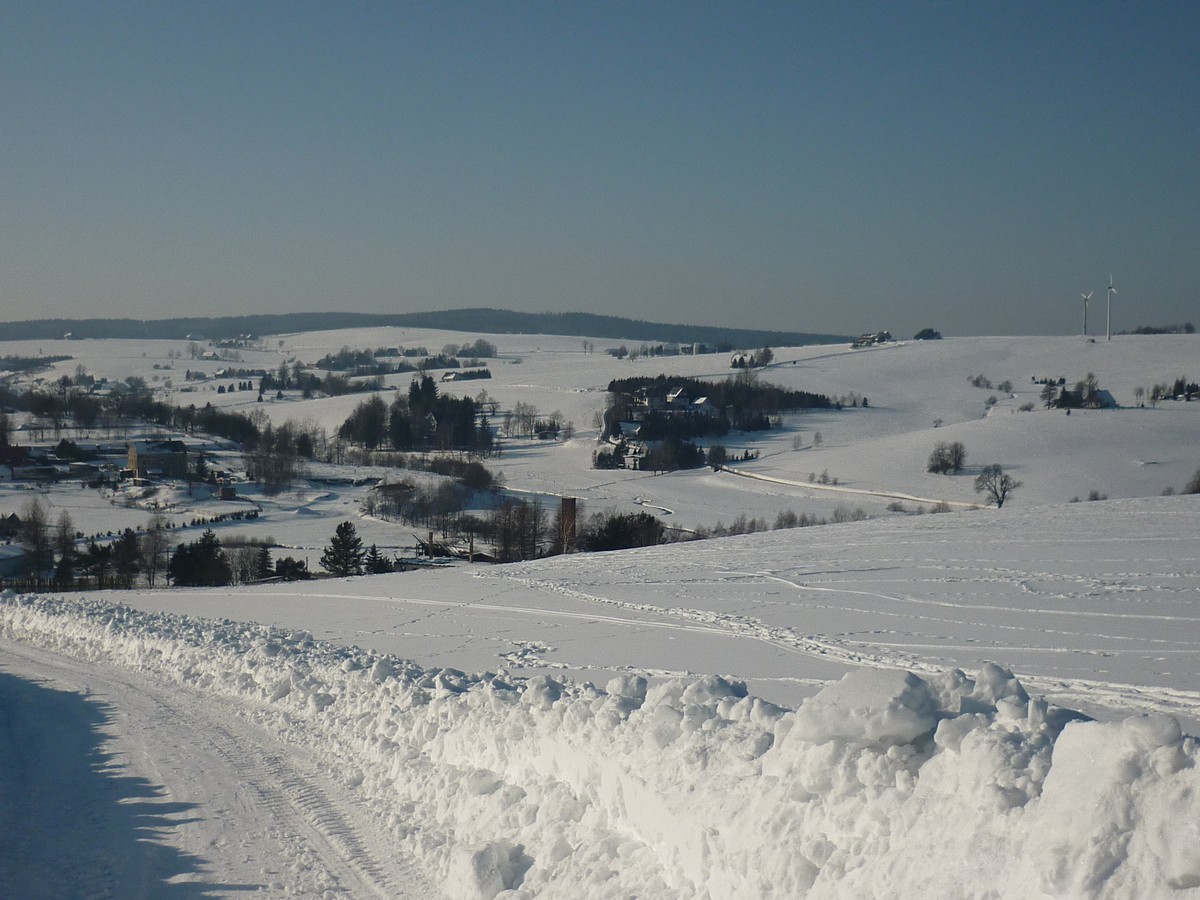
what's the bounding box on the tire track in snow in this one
[0,639,439,899]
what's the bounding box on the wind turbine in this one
[1081,291,1093,336]
[1106,275,1116,340]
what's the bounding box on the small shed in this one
[0,545,26,579]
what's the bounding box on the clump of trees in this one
[642,437,706,473]
[592,444,625,469]
[927,441,966,474]
[968,375,1013,393]
[168,530,233,586]
[1120,322,1195,335]
[312,342,494,377]
[275,556,311,580]
[1056,373,1104,409]
[338,376,493,454]
[0,354,74,374]
[913,328,942,340]
[611,374,830,418]
[691,506,863,539]
[601,374,831,452]
[248,420,311,495]
[372,478,475,535]
[578,512,664,552]
[730,348,774,369]
[488,499,549,562]
[1146,377,1199,405]
[445,338,497,359]
[315,347,389,373]
[8,500,179,590]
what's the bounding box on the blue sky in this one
[2,1,1196,337]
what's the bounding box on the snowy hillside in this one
[5,331,1196,532]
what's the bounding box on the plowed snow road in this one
[0,639,440,899]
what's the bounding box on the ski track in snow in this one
[471,560,1200,726]
[721,466,980,509]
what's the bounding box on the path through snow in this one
[0,639,437,899]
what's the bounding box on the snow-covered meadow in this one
[2,327,1199,897]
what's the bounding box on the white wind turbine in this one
[1106,275,1116,340]
[1081,291,1093,336]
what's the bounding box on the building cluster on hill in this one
[851,330,892,349]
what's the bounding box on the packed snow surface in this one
[100,495,1200,734]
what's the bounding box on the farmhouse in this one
[128,440,190,479]
[629,384,720,421]
[851,330,892,349]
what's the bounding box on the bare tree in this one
[54,511,77,587]
[227,545,263,584]
[141,514,171,587]
[20,497,53,586]
[511,402,539,439]
[974,465,1022,508]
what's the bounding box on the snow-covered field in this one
[2,328,1199,897]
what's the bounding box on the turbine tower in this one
[1081,291,1092,336]
[1106,275,1116,340]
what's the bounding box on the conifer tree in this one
[255,545,273,580]
[364,544,393,574]
[112,528,142,588]
[321,521,365,576]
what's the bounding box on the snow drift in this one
[3,592,1198,899]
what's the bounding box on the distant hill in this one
[0,309,850,348]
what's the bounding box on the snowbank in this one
[3,593,1198,899]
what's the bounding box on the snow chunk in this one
[966,661,1029,712]
[605,673,647,703]
[1030,715,1200,894]
[447,841,532,900]
[522,675,562,710]
[791,669,939,745]
[680,674,747,705]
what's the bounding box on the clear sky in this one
[2,1,1197,337]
